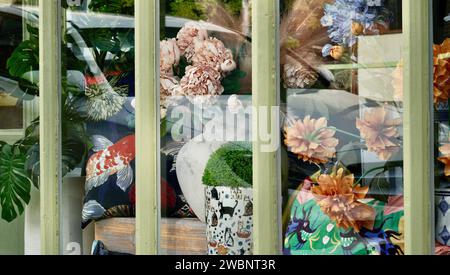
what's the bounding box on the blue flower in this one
[320,0,389,48]
[322,44,333,57]
[320,14,333,27]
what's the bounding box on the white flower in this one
[227,94,244,114]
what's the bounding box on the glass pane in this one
[64,1,136,255]
[0,3,24,130]
[0,0,39,255]
[159,0,252,255]
[280,0,405,255]
[433,0,450,256]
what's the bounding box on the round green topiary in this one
[202,142,252,188]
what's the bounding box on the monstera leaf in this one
[0,144,32,222]
[23,118,88,189]
[83,29,121,53]
[6,26,39,79]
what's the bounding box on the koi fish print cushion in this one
[81,99,195,228]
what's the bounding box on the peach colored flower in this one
[191,38,236,75]
[284,116,339,165]
[434,38,450,105]
[179,65,224,106]
[351,21,364,36]
[438,141,450,177]
[356,106,402,161]
[330,45,344,60]
[311,168,376,233]
[176,22,208,57]
[160,38,181,76]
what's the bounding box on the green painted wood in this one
[135,0,159,255]
[39,0,61,255]
[402,0,433,255]
[252,0,280,255]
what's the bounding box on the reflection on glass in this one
[433,0,450,256]
[280,0,404,255]
[60,1,136,255]
[160,0,252,255]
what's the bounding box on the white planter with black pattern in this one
[205,186,253,255]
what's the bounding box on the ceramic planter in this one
[436,190,450,246]
[205,186,253,255]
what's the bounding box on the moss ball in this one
[202,142,252,188]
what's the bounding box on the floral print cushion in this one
[283,188,404,255]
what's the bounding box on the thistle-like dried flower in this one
[176,22,208,57]
[160,38,181,76]
[85,78,128,121]
[438,141,450,177]
[282,59,318,89]
[191,38,236,75]
[311,167,376,233]
[284,116,339,165]
[179,65,224,106]
[434,38,450,105]
[356,105,402,161]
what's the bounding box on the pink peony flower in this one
[160,38,181,76]
[179,65,224,106]
[191,38,236,75]
[160,75,180,118]
[176,22,208,58]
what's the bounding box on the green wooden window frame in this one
[37,0,433,255]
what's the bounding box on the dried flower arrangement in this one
[159,21,247,118]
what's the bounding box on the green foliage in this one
[219,0,243,17]
[88,0,135,15]
[222,69,246,94]
[21,118,89,190]
[6,25,39,79]
[202,142,252,188]
[168,0,206,20]
[167,0,244,20]
[0,144,32,222]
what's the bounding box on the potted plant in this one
[202,142,253,255]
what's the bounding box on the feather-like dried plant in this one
[280,0,333,88]
[194,0,253,93]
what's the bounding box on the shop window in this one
[159,0,252,255]
[0,0,39,244]
[433,0,450,256]
[280,0,405,255]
